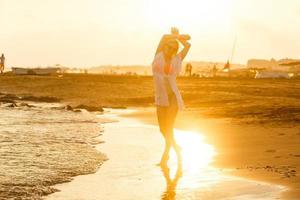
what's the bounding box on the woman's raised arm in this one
[155,27,191,58]
[177,35,191,60]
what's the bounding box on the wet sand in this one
[124,107,300,199]
[0,101,106,199]
[47,109,285,200]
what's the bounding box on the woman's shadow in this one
[160,163,183,200]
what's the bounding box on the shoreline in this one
[0,95,107,199]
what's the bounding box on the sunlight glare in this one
[169,130,216,172]
[143,0,233,29]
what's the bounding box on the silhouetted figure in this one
[185,62,193,77]
[0,54,5,74]
[152,27,191,166]
[212,64,218,77]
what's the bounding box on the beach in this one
[2,0,300,198]
[0,74,299,199]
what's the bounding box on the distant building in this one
[280,61,300,77]
[247,59,278,69]
[12,67,61,75]
[247,58,300,72]
[255,71,292,79]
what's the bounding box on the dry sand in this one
[0,74,299,127]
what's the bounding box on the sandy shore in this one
[47,109,284,200]
[0,99,107,199]
[123,107,300,199]
[0,74,299,199]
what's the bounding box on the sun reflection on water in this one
[169,129,216,173]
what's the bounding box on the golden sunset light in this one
[0,0,300,199]
[1,0,300,67]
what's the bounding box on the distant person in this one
[185,64,189,76]
[152,27,191,166]
[185,62,193,77]
[0,54,5,74]
[189,63,193,76]
[212,64,218,77]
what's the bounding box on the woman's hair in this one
[164,39,179,55]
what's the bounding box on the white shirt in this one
[152,52,184,110]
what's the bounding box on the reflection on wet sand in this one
[160,129,218,199]
[161,129,284,200]
[160,163,182,200]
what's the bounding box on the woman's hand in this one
[171,27,179,38]
[171,27,190,40]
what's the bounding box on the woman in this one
[152,27,191,166]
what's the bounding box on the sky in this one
[0,0,300,67]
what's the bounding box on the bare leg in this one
[160,139,171,166]
[156,94,181,166]
[157,106,170,165]
[167,94,182,164]
[170,132,182,164]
